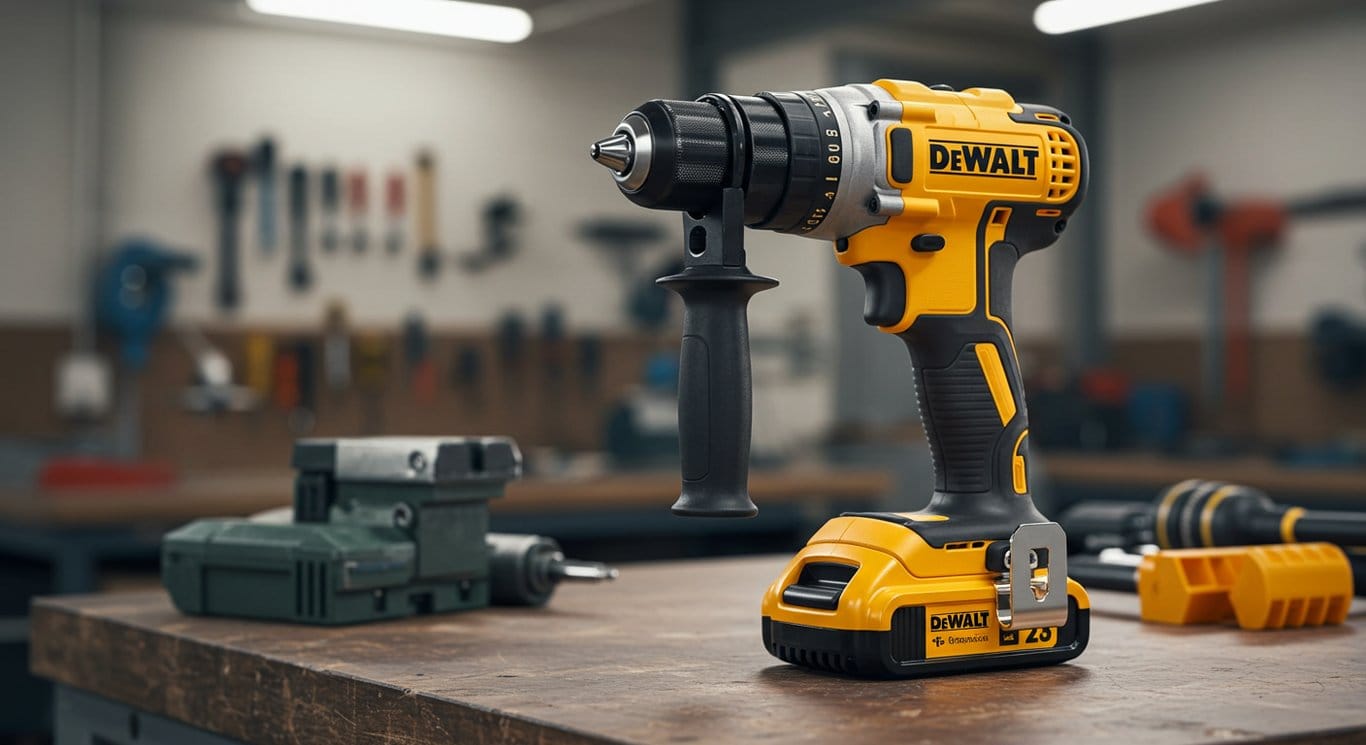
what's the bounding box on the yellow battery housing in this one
[1137,543,1352,630]
[762,515,1090,677]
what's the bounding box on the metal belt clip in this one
[995,522,1069,630]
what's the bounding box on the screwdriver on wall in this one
[403,312,437,403]
[323,301,351,395]
[385,170,406,255]
[252,138,277,254]
[320,167,341,253]
[416,151,440,278]
[348,169,369,253]
[210,150,248,312]
[287,165,312,291]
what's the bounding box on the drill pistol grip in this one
[843,209,1064,538]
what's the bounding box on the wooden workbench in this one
[30,556,1366,745]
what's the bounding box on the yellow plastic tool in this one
[1137,543,1352,630]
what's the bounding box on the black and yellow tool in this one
[1071,543,1353,631]
[1060,479,1366,596]
[590,80,1089,677]
[1060,479,1366,553]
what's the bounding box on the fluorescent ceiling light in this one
[1034,0,1223,34]
[245,0,534,43]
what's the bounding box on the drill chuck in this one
[590,92,849,234]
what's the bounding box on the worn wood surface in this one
[30,556,1366,745]
[0,467,890,527]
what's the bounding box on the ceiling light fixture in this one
[1033,0,1224,34]
[245,0,534,43]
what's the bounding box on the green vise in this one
[162,436,615,624]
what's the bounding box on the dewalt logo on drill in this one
[929,140,1039,180]
[930,610,990,631]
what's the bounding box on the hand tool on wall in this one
[272,343,300,412]
[252,137,278,254]
[497,311,526,380]
[453,344,483,411]
[355,334,390,434]
[579,218,666,282]
[384,170,406,255]
[162,437,616,624]
[272,340,316,433]
[461,196,523,271]
[293,340,317,433]
[348,169,369,253]
[94,240,198,457]
[245,333,275,400]
[1147,177,1366,415]
[403,312,437,403]
[287,165,313,291]
[577,218,668,325]
[323,302,351,394]
[177,325,258,413]
[591,80,1090,677]
[210,150,249,311]
[415,151,441,278]
[1069,543,1352,630]
[577,333,602,397]
[320,167,342,253]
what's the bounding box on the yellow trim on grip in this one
[1011,430,1029,494]
[975,343,1016,426]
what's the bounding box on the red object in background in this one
[1145,174,1290,403]
[411,359,438,403]
[1079,367,1132,406]
[273,350,300,410]
[386,171,406,217]
[1146,175,1210,253]
[39,457,177,491]
[348,170,368,213]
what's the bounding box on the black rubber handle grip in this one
[658,266,776,516]
[899,313,1041,526]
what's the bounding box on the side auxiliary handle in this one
[657,188,777,517]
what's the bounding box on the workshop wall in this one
[1,0,687,334]
[1104,3,1366,335]
[0,0,79,324]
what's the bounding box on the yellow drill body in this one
[591,79,1091,677]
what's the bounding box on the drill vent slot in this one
[1044,129,1079,200]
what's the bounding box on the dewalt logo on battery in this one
[929,141,1039,181]
[930,610,990,631]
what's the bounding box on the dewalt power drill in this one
[590,80,1090,677]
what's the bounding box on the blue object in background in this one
[644,351,679,392]
[93,239,198,372]
[1127,383,1189,452]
